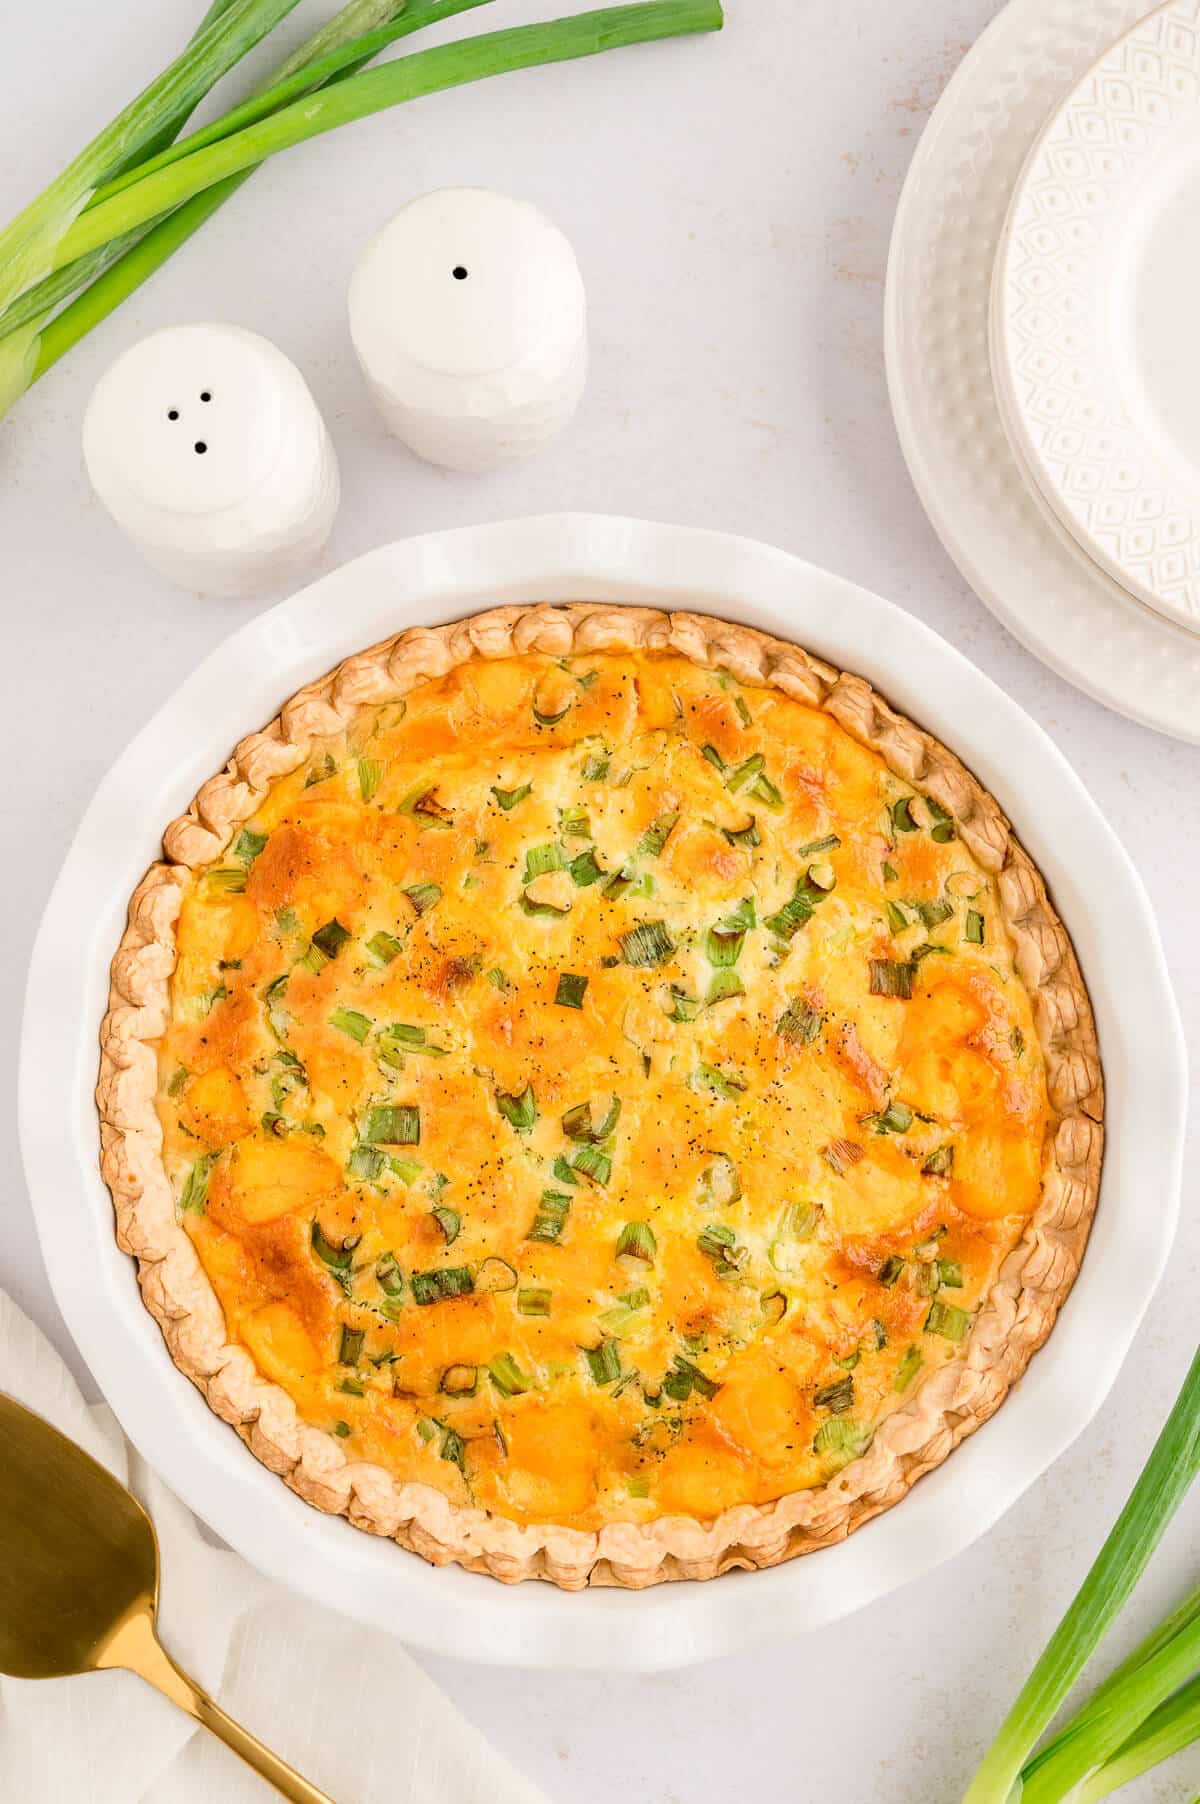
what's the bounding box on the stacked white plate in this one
[887,0,1200,742]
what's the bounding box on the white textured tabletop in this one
[2,2,1198,1799]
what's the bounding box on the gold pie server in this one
[0,1392,334,1803]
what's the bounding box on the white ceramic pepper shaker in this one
[82,323,340,596]
[348,188,588,473]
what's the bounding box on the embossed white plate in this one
[886,0,1200,742]
[993,0,1200,631]
[19,516,1186,1668]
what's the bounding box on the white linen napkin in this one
[0,1291,550,1804]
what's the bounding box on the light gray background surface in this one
[2,2,1197,1798]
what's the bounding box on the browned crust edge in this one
[96,604,1104,1589]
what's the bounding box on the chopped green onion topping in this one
[637,812,679,858]
[618,920,675,967]
[965,908,985,945]
[814,1374,855,1413]
[813,1417,874,1463]
[570,1144,612,1186]
[440,1364,478,1397]
[333,1422,351,1439]
[878,1255,906,1288]
[233,828,268,866]
[203,867,247,895]
[869,959,917,1000]
[488,1352,534,1397]
[927,799,956,843]
[568,847,606,887]
[330,1006,372,1043]
[528,1190,572,1243]
[584,1339,622,1387]
[403,882,441,916]
[894,1346,923,1392]
[937,1259,963,1290]
[362,1104,420,1145]
[338,1326,364,1366]
[922,1145,954,1177]
[491,782,532,811]
[872,1101,914,1135]
[517,1288,552,1317]
[798,834,841,857]
[475,1257,518,1294]
[495,1084,537,1132]
[582,751,610,781]
[376,1253,404,1299]
[167,1065,189,1098]
[925,1300,972,1342]
[776,998,822,1045]
[616,1221,656,1262]
[692,1063,747,1100]
[365,929,403,966]
[179,1152,216,1215]
[357,759,385,801]
[554,972,588,1010]
[697,1222,745,1274]
[560,805,591,839]
[891,797,918,833]
[410,1267,474,1307]
[312,918,351,960]
[705,968,744,1007]
[523,842,565,883]
[561,1096,621,1142]
[662,1355,720,1402]
[432,1206,461,1245]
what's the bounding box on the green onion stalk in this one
[964,1345,1200,1803]
[0,0,721,420]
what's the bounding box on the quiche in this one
[98,605,1103,1588]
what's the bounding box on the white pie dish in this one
[992,0,1200,633]
[19,514,1186,1671]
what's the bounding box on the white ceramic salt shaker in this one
[82,323,339,596]
[348,188,587,473]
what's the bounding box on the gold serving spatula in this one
[0,1392,333,1803]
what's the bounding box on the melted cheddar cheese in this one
[156,651,1051,1531]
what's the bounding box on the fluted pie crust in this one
[97,605,1103,1589]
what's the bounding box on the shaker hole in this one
[194,441,208,455]
[200,391,212,402]
[452,266,468,280]
[167,409,179,421]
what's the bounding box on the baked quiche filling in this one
[155,650,1051,1533]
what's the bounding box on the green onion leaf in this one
[523,842,565,883]
[358,758,385,801]
[488,1351,534,1396]
[361,1104,420,1145]
[233,827,268,866]
[312,918,351,960]
[965,908,985,945]
[179,1152,216,1215]
[568,847,606,887]
[167,1065,189,1098]
[924,1300,971,1342]
[895,1346,923,1392]
[561,1096,621,1142]
[927,799,956,843]
[440,1363,478,1397]
[922,1145,954,1177]
[662,1355,720,1402]
[872,1101,914,1135]
[403,882,441,916]
[584,1339,622,1386]
[410,1266,474,1306]
[637,811,679,857]
[495,1084,537,1132]
[203,866,247,895]
[432,1205,461,1244]
[366,929,404,966]
[554,972,588,1010]
[570,1144,612,1186]
[869,959,916,1000]
[528,1190,572,1243]
[965,1347,1200,1804]
[692,1062,747,1100]
[618,920,675,967]
[338,1325,364,1366]
[616,1221,656,1261]
[776,998,822,1045]
[330,1006,372,1043]
[891,797,918,834]
[491,782,532,810]
[878,1255,905,1288]
[814,1374,855,1413]
[813,1417,873,1464]
[517,1288,552,1317]
[376,1252,404,1300]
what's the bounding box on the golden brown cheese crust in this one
[97,606,1103,1589]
